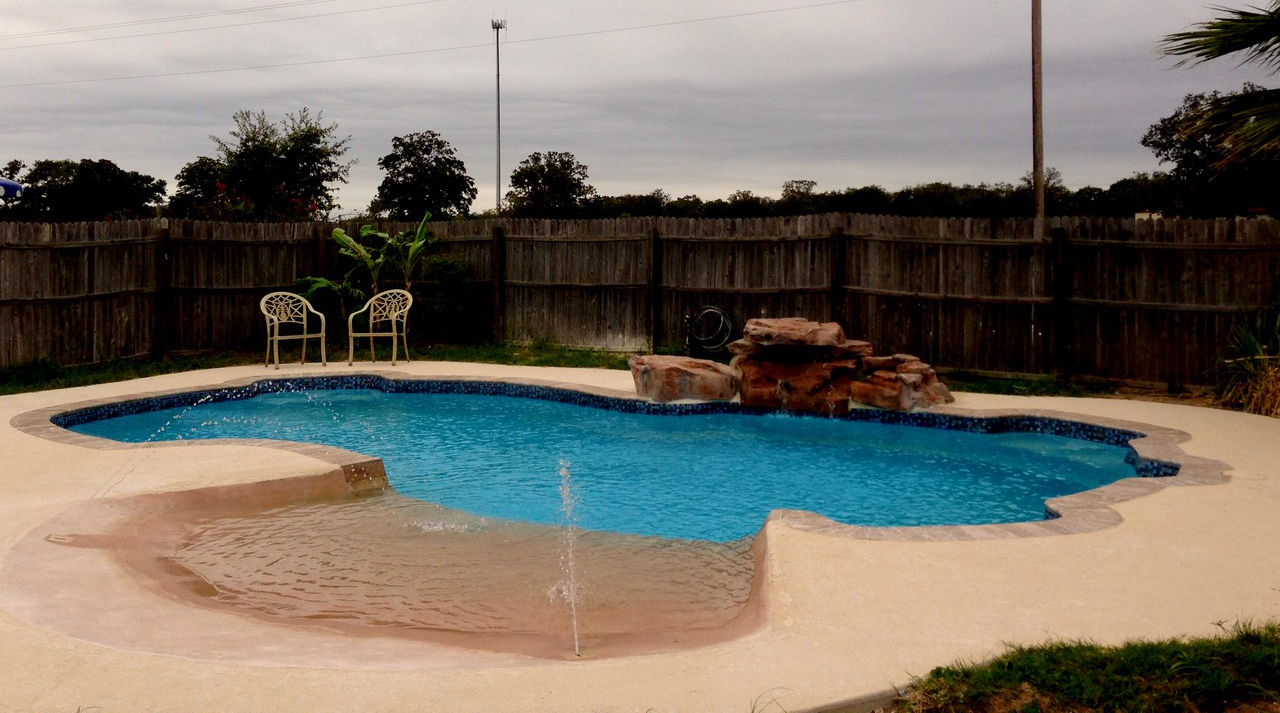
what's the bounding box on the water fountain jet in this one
[548,459,583,657]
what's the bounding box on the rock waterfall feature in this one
[629,317,954,413]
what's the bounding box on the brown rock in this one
[730,341,873,364]
[848,381,903,410]
[919,380,956,407]
[726,339,761,357]
[897,372,924,388]
[896,360,933,375]
[868,370,899,388]
[838,340,875,358]
[891,353,920,363]
[743,318,845,347]
[899,386,924,411]
[735,356,861,415]
[862,356,899,371]
[628,355,740,403]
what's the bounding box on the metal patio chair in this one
[260,291,327,369]
[348,289,413,365]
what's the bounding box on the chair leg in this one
[300,337,307,365]
[348,333,354,366]
[320,334,327,366]
[273,334,281,371]
[368,335,375,363]
[391,332,398,366]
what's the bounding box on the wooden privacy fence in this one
[0,219,332,368]
[2,215,1278,386]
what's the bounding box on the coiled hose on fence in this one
[684,306,734,355]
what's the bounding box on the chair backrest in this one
[260,292,313,325]
[367,289,413,324]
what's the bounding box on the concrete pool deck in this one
[0,361,1277,712]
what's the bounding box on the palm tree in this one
[1160,1,1280,167]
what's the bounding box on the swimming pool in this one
[66,382,1155,542]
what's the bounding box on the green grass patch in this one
[895,621,1280,712]
[0,353,260,396]
[939,370,1099,398]
[419,341,634,370]
[0,342,635,396]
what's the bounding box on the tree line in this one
[3,0,1277,224]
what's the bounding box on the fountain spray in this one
[553,459,582,657]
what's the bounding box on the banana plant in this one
[384,212,434,291]
[295,275,366,323]
[331,223,388,294]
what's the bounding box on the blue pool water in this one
[70,389,1138,542]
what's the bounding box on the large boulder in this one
[848,381,904,410]
[628,355,740,403]
[728,337,873,362]
[742,317,845,347]
[734,356,862,415]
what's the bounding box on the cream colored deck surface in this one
[1,362,1278,713]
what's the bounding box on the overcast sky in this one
[2,0,1271,216]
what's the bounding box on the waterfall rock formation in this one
[629,317,954,413]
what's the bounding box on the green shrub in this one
[1218,309,1280,417]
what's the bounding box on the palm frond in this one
[1161,2,1280,73]
[1194,87,1280,166]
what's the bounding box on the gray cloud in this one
[2,0,1270,215]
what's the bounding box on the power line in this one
[1,0,872,89]
[0,0,349,40]
[0,0,451,51]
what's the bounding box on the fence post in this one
[1049,224,1072,378]
[151,218,172,361]
[491,223,506,342]
[829,225,847,329]
[649,225,663,352]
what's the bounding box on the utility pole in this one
[492,19,506,216]
[1031,0,1045,238]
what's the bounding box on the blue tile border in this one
[48,374,1177,481]
[13,369,1228,541]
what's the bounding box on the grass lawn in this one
[0,342,634,396]
[889,622,1280,712]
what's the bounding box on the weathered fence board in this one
[500,219,651,349]
[1,215,1277,386]
[0,220,159,366]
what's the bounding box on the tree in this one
[370,131,477,220]
[1101,172,1179,216]
[1143,89,1242,182]
[1160,1,1280,167]
[1142,85,1279,215]
[582,189,669,218]
[726,189,771,217]
[666,194,705,217]
[170,108,352,221]
[778,179,818,215]
[1,158,165,221]
[1015,167,1070,215]
[168,156,241,220]
[825,186,891,215]
[505,151,597,218]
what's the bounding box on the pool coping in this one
[1,363,1275,713]
[8,369,1232,542]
